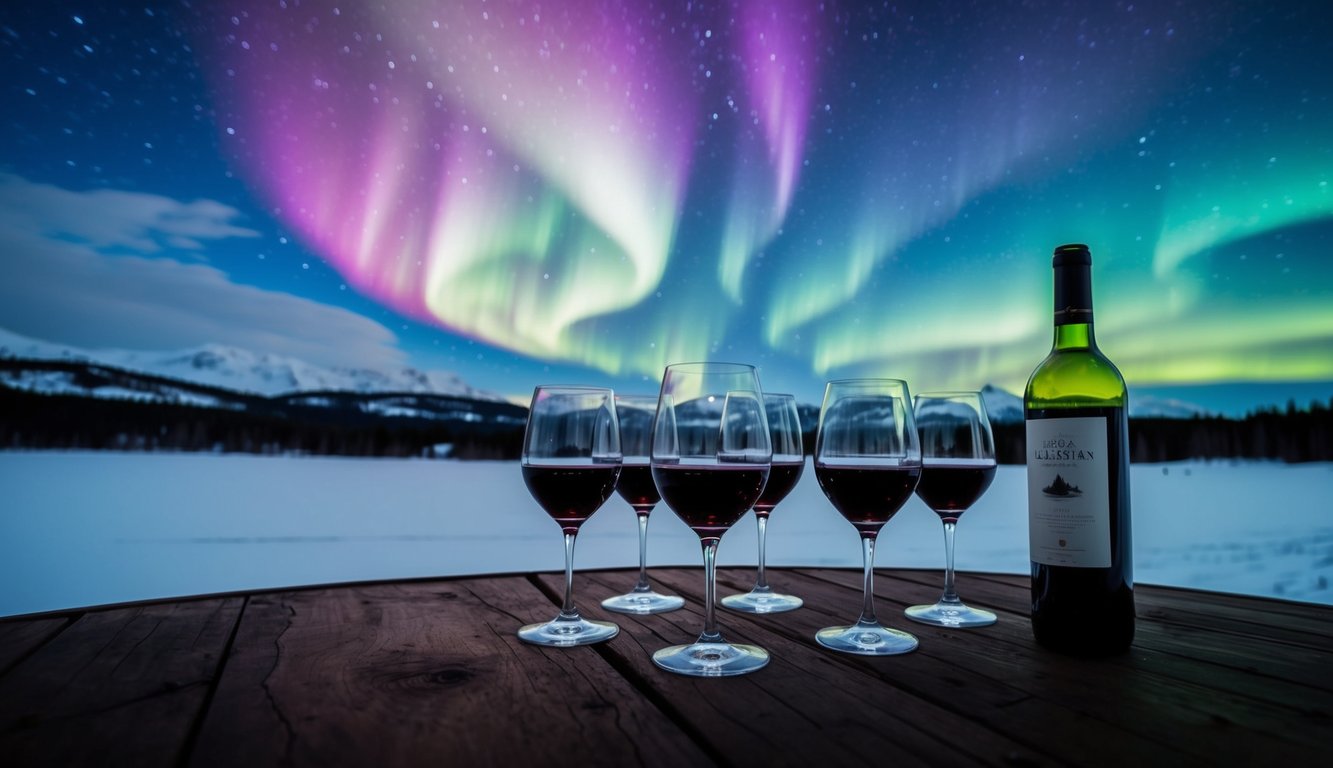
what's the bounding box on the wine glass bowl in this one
[601,395,685,615]
[721,393,806,614]
[516,386,622,647]
[905,391,999,628]
[651,362,772,677]
[813,379,922,655]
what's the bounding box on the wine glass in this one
[905,391,999,627]
[517,386,622,646]
[601,395,685,615]
[813,379,922,655]
[651,362,772,677]
[721,393,805,614]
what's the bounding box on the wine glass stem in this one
[633,510,652,592]
[700,537,723,643]
[941,520,960,604]
[754,513,770,590]
[859,534,879,626]
[559,531,579,619]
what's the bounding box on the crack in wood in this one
[589,641,730,768]
[176,597,247,768]
[0,615,77,679]
[259,599,299,763]
[5,572,1327,766]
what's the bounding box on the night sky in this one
[2,1,1330,413]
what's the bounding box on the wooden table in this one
[2,566,1330,767]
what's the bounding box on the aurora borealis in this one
[2,1,1331,412]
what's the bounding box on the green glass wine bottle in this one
[1024,244,1134,656]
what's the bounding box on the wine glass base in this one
[652,641,769,677]
[720,589,803,614]
[601,590,685,615]
[905,601,997,628]
[815,622,918,656]
[517,615,619,647]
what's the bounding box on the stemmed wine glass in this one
[721,393,805,614]
[905,391,999,627]
[651,362,772,676]
[813,379,922,655]
[601,395,685,615]
[517,386,622,646]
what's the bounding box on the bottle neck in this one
[1052,259,1094,350]
[1053,321,1095,351]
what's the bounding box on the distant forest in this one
[0,388,526,460]
[3,382,1332,463]
[990,401,1333,464]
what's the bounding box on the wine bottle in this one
[1024,244,1134,656]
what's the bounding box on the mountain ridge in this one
[980,382,1210,421]
[1,327,1212,418]
[0,327,501,401]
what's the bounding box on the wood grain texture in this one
[788,567,1333,764]
[0,598,241,767]
[0,569,1329,768]
[655,566,1230,767]
[188,577,710,768]
[0,618,68,677]
[566,567,1051,768]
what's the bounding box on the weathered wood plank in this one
[884,568,1333,693]
[917,569,1333,646]
[781,568,1333,762]
[1135,586,1333,643]
[560,568,1067,767]
[0,618,68,677]
[188,577,712,768]
[1137,581,1333,624]
[0,598,242,767]
[4,569,1331,767]
[674,567,1250,766]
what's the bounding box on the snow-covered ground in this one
[1,452,1329,616]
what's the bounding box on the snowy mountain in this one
[0,329,530,459]
[980,382,1210,421]
[0,328,501,401]
[980,384,1024,423]
[1128,393,1211,419]
[0,329,1215,419]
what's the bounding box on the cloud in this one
[0,173,261,252]
[0,174,408,369]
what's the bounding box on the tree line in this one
[4,385,1331,463]
[0,388,525,460]
[989,399,1333,464]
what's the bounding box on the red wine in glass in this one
[516,386,622,647]
[812,379,922,656]
[905,391,1000,628]
[653,463,768,537]
[522,464,620,532]
[722,393,807,615]
[913,461,996,523]
[601,394,685,616]
[815,464,921,536]
[753,461,803,515]
[650,363,773,677]
[614,463,661,509]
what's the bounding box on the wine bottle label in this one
[1026,416,1111,568]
